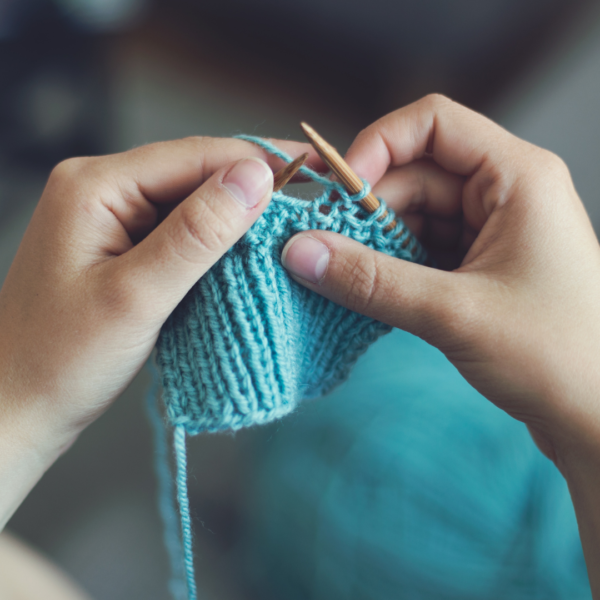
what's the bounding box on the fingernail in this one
[281,235,329,284]
[222,158,272,208]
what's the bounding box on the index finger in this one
[344,94,513,186]
[103,136,325,204]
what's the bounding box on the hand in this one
[281,95,600,468]
[0,136,318,527]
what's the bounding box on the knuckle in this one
[517,143,567,176]
[512,144,573,199]
[49,157,90,184]
[353,126,372,147]
[421,93,452,110]
[139,136,209,156]
[540,148,570,178]
[340,251,381,314]
[185,135,208,147]
[177,135,207,158]
[46,157,101,210]
[185,135,216,158]
[172,199,233,260]
[184,136,213,179]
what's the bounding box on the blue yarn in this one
[173,426,198,600]
[145,361,187,600]
[150,136,427,599]
[241,330,591,600]
[155,135,426,436]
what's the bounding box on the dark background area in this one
[0,0,595,181]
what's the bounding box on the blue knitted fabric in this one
[241,329,591,600]
[155,136,426,435]
[149,137,429,600]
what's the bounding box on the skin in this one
[1,95,600,596]
[0,532,92,600]
[0,136,322,533]
[282,94,600,595]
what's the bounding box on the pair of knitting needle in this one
[272,123,408,245]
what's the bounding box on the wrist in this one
[553,433,600,599]
[542,404,600,480]
[0,381,78,530]
[510,331,600,475]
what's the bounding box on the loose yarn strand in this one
[145,360,187,600]
[174,425,198,600]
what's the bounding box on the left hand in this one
[0,136,319,528]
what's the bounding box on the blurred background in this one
[2,0,600,598]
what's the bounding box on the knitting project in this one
[149,135,427,599]
[155,136,426,435]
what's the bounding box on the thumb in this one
[281,230,470,344]
[116,157,273,318]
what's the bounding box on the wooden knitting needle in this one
[273,152,309,192]
[300,122,407,242]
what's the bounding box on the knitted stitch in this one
[155,136,426,436]
[150,136,427,599]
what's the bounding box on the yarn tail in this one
[145,359,189,600]
[174,425,198,600]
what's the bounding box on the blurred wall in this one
[492,2,600,230]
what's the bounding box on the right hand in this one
[281,94,600,469]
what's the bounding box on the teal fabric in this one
[155,136,426,435]
[242,329,590,600]
[150,136,427,599]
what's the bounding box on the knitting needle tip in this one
[273,152,309,192]
[300,122,331,159]
[300,122,381,213]
[300,121,408,242]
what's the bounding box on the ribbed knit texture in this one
[155,136,426,435]
[149,136,428,599]
[157,136,424,435]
